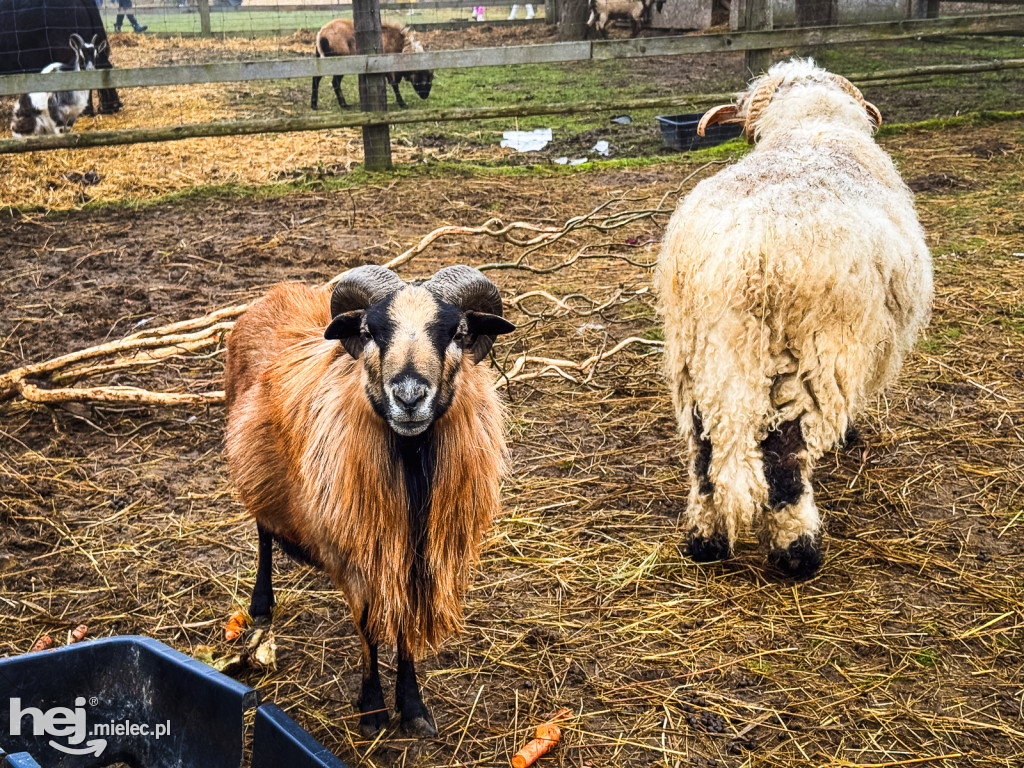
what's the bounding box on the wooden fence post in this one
[197,0,212,38]
[558,0,588,40]
[353,0,393,171]
[744,0,773,77]
[545,0,558,24]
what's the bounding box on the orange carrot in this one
[225,609,249,641]
[69,625,88,643]
[29,635,54,653]
[511,709,572,768]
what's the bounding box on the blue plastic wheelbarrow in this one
[0,635,347,768]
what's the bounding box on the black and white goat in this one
[11,34,106,138]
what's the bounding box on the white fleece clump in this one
[655,59,933,568]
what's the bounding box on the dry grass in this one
[1,119,1023,768]
[0,32,513,210]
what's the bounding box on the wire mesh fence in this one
[92,0,547,38]
[0,0,1021,207]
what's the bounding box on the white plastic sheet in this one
[500,128,552,152]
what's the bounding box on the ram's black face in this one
[410,70,433,100]
[330,286,511,437]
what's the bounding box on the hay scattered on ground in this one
[0,33,514,210]
[1,119,1023,768]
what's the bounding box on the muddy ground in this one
[1,118,1023,768]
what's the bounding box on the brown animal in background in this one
[311,19,434,110]
[224,265,514,738]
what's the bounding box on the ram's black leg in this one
[396,632,437,737]
[249,524,275,621]
[354,605,389,738]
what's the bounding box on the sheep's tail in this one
[315,32,330,58]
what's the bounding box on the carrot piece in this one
[29,635,54,653]
[511,709,572,768]
[69,624,88,643]
[225,609,249,641]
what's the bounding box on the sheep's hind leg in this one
[685,407,731,562]
[760,419,823,579]
[354,604,390,737]
[332,75,348,109]
[395,632,437,737]
[249,523,275,622]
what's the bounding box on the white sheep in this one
[10,34,105,138]
[655,59,933,578]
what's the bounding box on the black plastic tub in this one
[0,636,348,768]
[656,113,744,152]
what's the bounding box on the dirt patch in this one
[1,120,1024,768]
[907,173,976,192]
[965,139,1016,159]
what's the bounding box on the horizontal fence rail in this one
[1,12,1021,96]
[121,0,512,11]
[1,60,1021,154]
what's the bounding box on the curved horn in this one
[330,265,405,317]
[864,100,882,129]
[742,75,784,144]
[424,265,504,317]
[425,265,513,363]
[829,74,882,130]
[697,105,739,137]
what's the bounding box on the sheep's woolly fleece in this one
[655,58,933,547]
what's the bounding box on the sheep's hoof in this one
[843,424,861,446]
[358,709,391,739]
[687,530,731,562]
[767,534,823,580]
[400,714,438,738]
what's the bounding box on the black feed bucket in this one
[0,636,349,768]
[656,113,744,152]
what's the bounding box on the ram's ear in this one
[464,310,516,363]
[324,310,366,359]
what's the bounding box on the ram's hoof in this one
[687,530,731,562]
[358,710,391,739]
[400,715,438,738]
[768,534,823,580]
[248,596,274,621]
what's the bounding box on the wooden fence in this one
[0,11,1021,158]
[2,12,1021,96]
